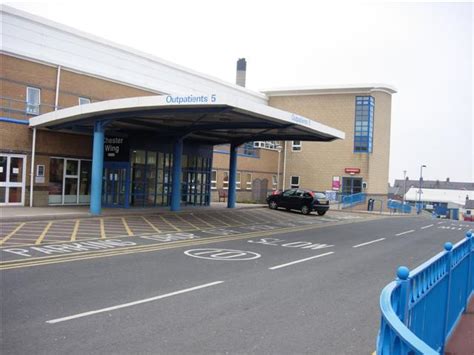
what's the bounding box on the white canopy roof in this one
[405,187,474,206]
[29,94,345,145]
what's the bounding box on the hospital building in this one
[0,5,396,214]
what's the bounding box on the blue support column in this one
[90,121,105,215]
[227,143,238,208]
[171,138,183,212]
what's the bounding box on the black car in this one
[266,188,329,215]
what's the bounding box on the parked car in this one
[463,210,473,222]
[266,188,329,215]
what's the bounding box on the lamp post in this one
[276,144,282,190]
[402,170,407,206]
[418,165,426,213]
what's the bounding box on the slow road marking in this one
[46,281,224,324]
[352,238,385,248]
[395,230,415,237]
[269,252,334,270]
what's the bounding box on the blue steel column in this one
[171,138,183,211]
[90,121,105,215]
[227,143,238,208]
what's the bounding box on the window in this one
[246,173,252,190]
[283,189,296,197]
[26,87,40,115]
[36,165,45,177]
[223,171,229,189]
[236,172,241,189]
[354,96,375,153]
[79,97,91,105]
[272,175,278,190]
[242,142,257,157]
[290,176,300,188]
[211,170,217,190]
[292,141,302,151]
[253,141,279,150]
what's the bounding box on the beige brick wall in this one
[211,146,280,202]
[268,92,392,194]
[0,54,159,206]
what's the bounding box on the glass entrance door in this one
[342,177,363,195]
[103,162,130,208]
[0,154,27,205]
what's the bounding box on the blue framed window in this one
[354,96,374,153]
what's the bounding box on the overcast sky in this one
[6,1,473,184]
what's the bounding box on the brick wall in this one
[268,92,392,195]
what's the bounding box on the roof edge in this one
[261,83,397,97]
[1,4,268,102]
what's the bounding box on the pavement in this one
[445,296,474,355]
[0,202,267,222]
[1,208,472,354]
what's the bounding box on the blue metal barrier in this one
[387,199,412,214]
[376,230,473,354]
[341,192,366,208]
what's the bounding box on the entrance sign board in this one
[104,137,129,161]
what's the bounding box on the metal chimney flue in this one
[236,58,246,87]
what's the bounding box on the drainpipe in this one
[282,141,287,190]
[29,127,37,207]
[55,65,61,109]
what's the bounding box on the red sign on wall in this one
[344,168,360,174]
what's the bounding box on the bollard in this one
[397,266,410,324]
[441,242,453,353]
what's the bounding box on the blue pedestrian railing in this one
[387,199,412,214]
[341,192,366,208]
[376,230,473,354]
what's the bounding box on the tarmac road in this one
[1,211,471,354]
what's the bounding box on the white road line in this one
[269,252,334,270]
[46,281,224,324]
[352,238,385,248]
[421,224,434,230]
[395,229,415,237]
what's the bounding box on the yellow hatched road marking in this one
[190,214,215,228]
[214,212,245,226]
[100,219,106,239]
[202,213,231,226]
[122,218,134,236]
[0,223,26,245]
[35,222,53,245]
[141,216,160,234]
[174,214,199,229]
[70,220,80,241]
[159,215,181,231]
[233,212,257,223]
[0,222,336,270]
[0,215,381,270]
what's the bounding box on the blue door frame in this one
[102,162,130,208]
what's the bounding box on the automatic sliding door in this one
[63,159,79,204]
[0,154,26,205]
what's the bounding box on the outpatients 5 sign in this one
[104,136,129,161]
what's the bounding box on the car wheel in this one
[269,201,278,210]
[301,205,311,215]
[317,210,326,216]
